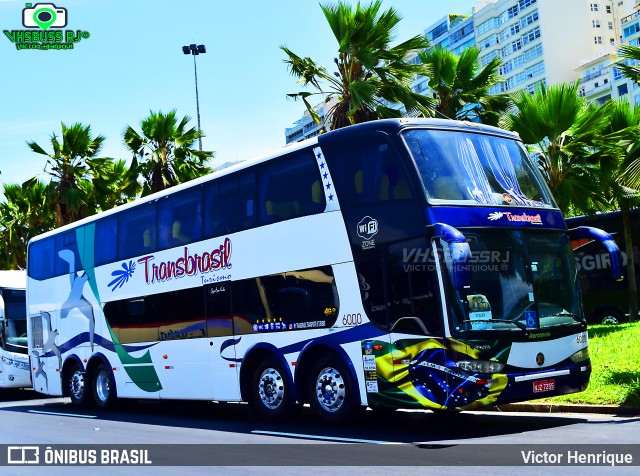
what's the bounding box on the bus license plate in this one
[533,379,555,393]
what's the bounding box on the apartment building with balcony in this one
[576,46,618,104]
[475,0,635,96]
[611,8,640,104]
[285,0,640,143]
[410,12,478,97]
[284,97,338,144]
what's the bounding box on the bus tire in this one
[249,357,296,421]
[593,308,625,325]
[66,363,89,407]
[308,354,359,424]
[92,362,117,410]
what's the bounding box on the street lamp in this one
[182,43,206,151]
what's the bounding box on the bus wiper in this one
[462,319,527,331]
[542,312,585,324]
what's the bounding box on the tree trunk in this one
[621,202,639,322]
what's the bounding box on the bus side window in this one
[230,266,340,334]
[386,239,441,336]
[95,218,117,266]
[322,136,413,206]
[205,281,233,337]
[231,278,268,334]
[262,267,339,328]
[204,172,256,238]
[28,238,56,280]
[118,204,156,260]
[259,149,325,224]
[54,231,81,276]
[158,190,202,248]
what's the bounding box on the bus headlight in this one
[570,348,589,363]
[456,360,504,374]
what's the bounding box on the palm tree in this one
[91,158,140,211]
[27,122,106,227]
[0,180,56,269]
[615,44,640,192]
[597,100,640,322]
[417,45,510,126]
[500,82,612,214]
[615,45,640,85]
[281,0,434,130]
[123,110,213,196]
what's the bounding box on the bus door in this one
[380,238,449,411]
[0,292,31,388]
[320,131,446,409]
[205,281,240,401]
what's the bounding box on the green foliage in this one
[539,322,640,406]
[26,122,109,226]
[501,82,614,214]
[281,0,434,130]
[0,180,56,269]
[616,45,640,87]
[418,45,510,125]
[124,110,213,196]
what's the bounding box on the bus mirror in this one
[0,295,4,321]
[428,223,472,290]
[568,226,624,281]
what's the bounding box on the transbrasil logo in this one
[109,238,232,290]
[3,3,91,50]
[488,211,543,224]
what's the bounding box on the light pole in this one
[182,43,206,151]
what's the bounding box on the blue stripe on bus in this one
[425,207,566,229]
[41,333,157,359]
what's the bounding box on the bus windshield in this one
[2,289,27,352]
[443,230,583,333]
[403,129,556,207]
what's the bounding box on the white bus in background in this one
[0,270,30,389]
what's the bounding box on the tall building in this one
[411,12,477,97]
[284,97,338,144]
[475,0,635,95]
[285,0,640,142]
[612,8,640,104]
[576,45,618,105]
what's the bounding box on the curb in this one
[493,403,640,416]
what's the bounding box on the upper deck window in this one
[321,135,414,207]
[402,129,555,208]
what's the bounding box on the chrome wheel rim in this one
[95,369,110,403]
[70,370,85,401]
[315,367,345,413]
[258,368,284,410]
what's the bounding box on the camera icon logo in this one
[22,3,67,30]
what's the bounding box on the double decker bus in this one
[0,270,30,390]
[26,119,621,421]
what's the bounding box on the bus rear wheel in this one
[308,355,358,424]
[593,308,625,325]
[92,362,117,409]
[249,357,296,421]
[67,363,89,407]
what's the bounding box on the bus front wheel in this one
[92,362,117,409]
[66,363,89,407]
[249,357,296,421]
[308,355,358,424]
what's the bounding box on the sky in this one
[0,0,481,190]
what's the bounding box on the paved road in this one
[1,389,639,475]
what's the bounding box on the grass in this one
[534,321,640,407]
